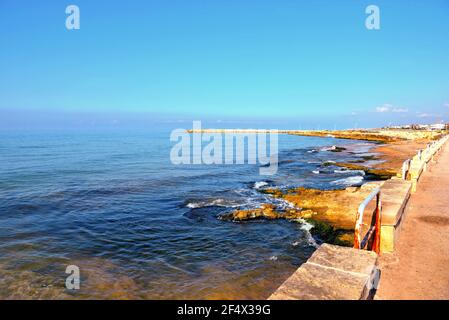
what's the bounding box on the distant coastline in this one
[187,128,443,143]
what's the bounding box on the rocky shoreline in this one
[215,129,446,247]
[220,183,382,247]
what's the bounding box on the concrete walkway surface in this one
[376,143,449,299]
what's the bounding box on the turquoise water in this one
[0,127,375,299]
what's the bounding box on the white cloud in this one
[375,104,408,113]
[392,108,408,113]
[376,104,391,112]
[417,112,430,118]
[444,102,449,108]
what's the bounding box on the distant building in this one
[383,123,448,131]
[429,123,446,130]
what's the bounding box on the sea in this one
[0,125,378,299]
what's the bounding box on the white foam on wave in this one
[312,170,320,174]
[333,169,365,176]
[253,181,269,189]
[320,145,337,151]
[330,176,364,186]
[186,198,241,209]
[272,197,296,210]
[291,218,319,248]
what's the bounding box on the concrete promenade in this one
[376,142,449,299]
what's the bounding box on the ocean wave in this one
[330,176,364,186]
[320,145,337,151]
[291,219,319,248]
[253,181,269,189]
[185,198,241,209]
[312,170,320,174]
[275,198,296,210]
[333,169,348,174]
[299,219,314,232]
[333,169,366,176]
[300,220,319,247]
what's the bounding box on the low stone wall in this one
[409,135,448,192]
[379,134,448,253]
[379,178,412,253]
[268,244,379,300]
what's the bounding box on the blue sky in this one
[1,0,449,129]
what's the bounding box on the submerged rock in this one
[304,219,355,247]
[329,146,347,152]
[361,155,378,161]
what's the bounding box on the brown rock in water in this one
[334,163,398,180]
[221,177,385,249]
[260,204,279,219]
[281,184,382,230]
[225,203,282,221]
[223,204,319,221]
[221,183,385,247]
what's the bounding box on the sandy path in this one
[376,143,449,299]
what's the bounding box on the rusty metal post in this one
[354,187,381,252]
[402,159,410,180]
[372,192,382,254]
[354,211,361,249]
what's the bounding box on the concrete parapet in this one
[268,244,379,300]
[379,135,447,250]
[409,135,448,192]
[379,179,412,253]
[380,135,447,251]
